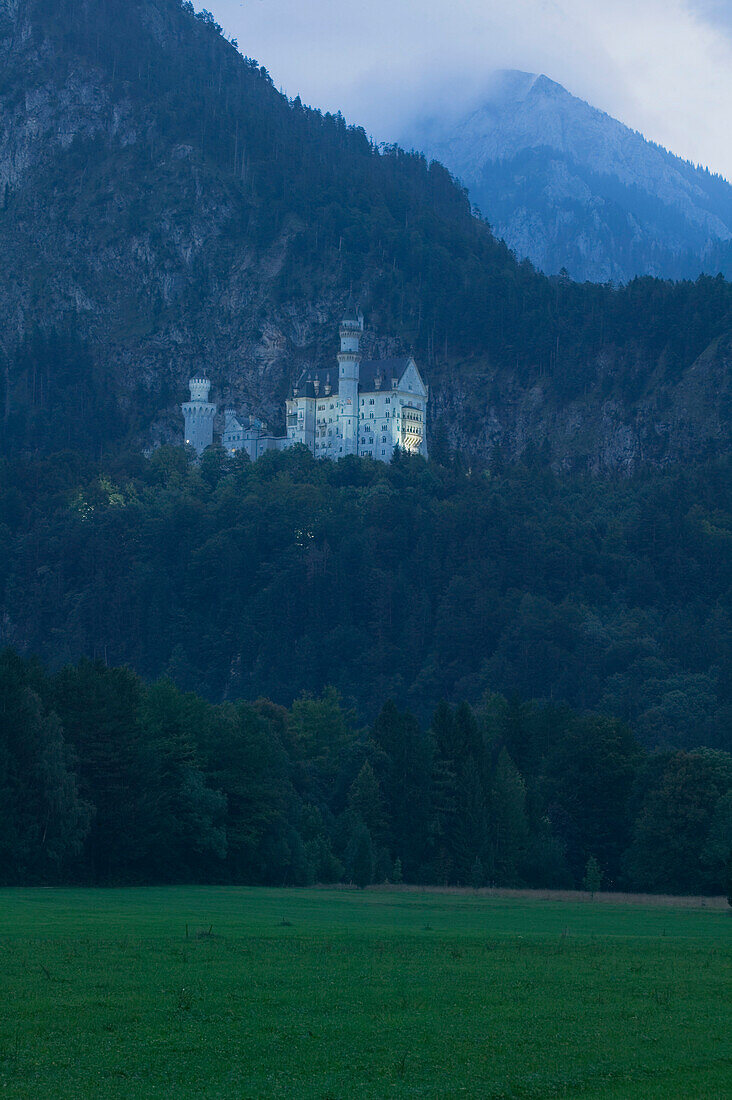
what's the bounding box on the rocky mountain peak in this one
[403,69,732,282]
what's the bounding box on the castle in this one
[182,307,429,463]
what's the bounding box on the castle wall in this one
[286,387,427,460]
[183,401,216,454]
[182,318,428,463]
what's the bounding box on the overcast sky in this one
[202,0,732,179]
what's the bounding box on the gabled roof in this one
[290,356,426,399]
[291,368,339,399]
[358,357,413,391]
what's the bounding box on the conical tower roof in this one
[341,294,360,323]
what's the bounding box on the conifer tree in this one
[372,701,430,876]
[347,818,374,889]
[347,760,387,846]
[583,856,603,898]
[491,748,530,886]
[0,651,90,883]
[51,660,145,882]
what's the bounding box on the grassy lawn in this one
[0,887,729,1098]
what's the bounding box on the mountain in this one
[402,70,732,284]
[0,2,731,471]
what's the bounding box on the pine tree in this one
[470,856,485,889]
[347,818,374,889]
[0,651,90,883]
[346,760,387,846]
[430,702,490,883]
[583,856,603,898]
[491,748,530,886]
[51,660,145,882]
[372,701,431,878]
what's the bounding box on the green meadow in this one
[0,888,729,1098]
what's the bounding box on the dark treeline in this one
[2,649,730,895]
[1,447,730,749]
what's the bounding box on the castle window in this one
[386,397,391,404]
[369,398,374,405]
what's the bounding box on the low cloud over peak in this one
[204,0,732,180]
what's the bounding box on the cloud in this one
[688,0,732,36]
[205,0,732,178]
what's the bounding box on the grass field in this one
[0,887,729,1098]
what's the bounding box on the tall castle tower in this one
[182,377,216,455]
[337,302,363,456]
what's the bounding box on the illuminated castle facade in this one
[182,308,429,462]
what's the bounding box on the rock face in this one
[0,3,730,472]
[403,71,732,283]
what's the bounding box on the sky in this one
[201,0,732,179]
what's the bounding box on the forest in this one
[2,646,731,895]
[1,446,730,749]
[0,2,730,898]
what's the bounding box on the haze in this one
[202,0,732,180]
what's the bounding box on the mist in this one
[204,0,732,179]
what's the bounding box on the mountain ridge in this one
[0,2,730,471]
[402,70,732,283]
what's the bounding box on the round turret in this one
[188,377,211,401]
[340,297,364,336]
[339,305,363,359]
[337,308,361,457]
[182,376,216,454]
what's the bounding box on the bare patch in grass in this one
[370,885,729,909]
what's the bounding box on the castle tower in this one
[182,377,216,454]
[337,302,363,455]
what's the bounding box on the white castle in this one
[182,306,429,463]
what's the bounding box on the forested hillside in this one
[0,2,730,895]
[2,648,730,894]
[1,447,730,750]
[0,0,731,469]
